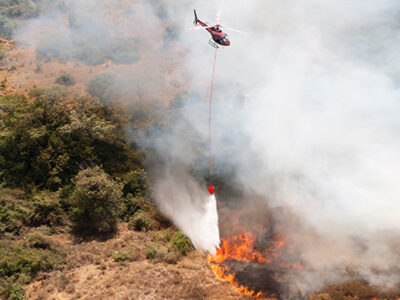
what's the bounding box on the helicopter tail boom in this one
[193,9,207,27]
[194,9,198,24]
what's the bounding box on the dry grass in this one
[18,225,400,300]
[308,280,400,300]
[24,224,248,300]
[0,34,185,105]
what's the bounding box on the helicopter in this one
[192,9,247,48]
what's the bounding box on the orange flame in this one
[208,231,306,299]
[209,262,266,298]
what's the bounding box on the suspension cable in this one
[209,47,218,181]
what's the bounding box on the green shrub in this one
[151,229,174,243]
[42,86,69,102]
[24,233,51,249]
[144,245,177,263]
[169,232,194,256]
[0,189,69,238]
[128,210,154,232]
[0,200,23,237]
[0,281,24,300]
[28,87,45,98]
[0,241,63,279]
[150,209,172,229]
[71,166,122,236]
[0,15,16,38]
[0,189,31,237]
[145,245,158,260]
[26,193,66,227]
[55,73,76,86]
[0,240,64,298]
[120,194,146,222]
[122,169,147,197]
[113,250,130,264]
[0,48,7,61]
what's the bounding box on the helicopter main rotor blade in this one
[216,10,221,25]
[221,26,248,35]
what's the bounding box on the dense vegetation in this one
[0,85,151,231]
[0,239,64,299]
[0,1,195,294]
[0,0,65,38]
[0,87,142,190]
[0,82,195,299]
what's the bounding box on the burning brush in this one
[208,231,309,299]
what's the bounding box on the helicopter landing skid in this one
[209,39,219,49]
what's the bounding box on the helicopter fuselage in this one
[206,26,230,46]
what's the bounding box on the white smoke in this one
[13,0,400,294]
[155,0,400,294]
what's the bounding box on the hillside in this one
[0,37,184,103]
[1,1,400,300]
[24,225,246,300]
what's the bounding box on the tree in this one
[71,166,122,236]
[86,73,122,104]
[55,73,76,86]
[0,89,143,190]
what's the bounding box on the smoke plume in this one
[14,0,400,296]
[152,0,400,295]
